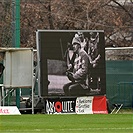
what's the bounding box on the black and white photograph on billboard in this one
[37,30,106,97]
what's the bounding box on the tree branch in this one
[111,0,133,19]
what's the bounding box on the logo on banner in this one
[76,97,93,114]
[46,100,75,114]
[0,108,9,114]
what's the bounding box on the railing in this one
[0,85,15,106]
[107,82,133,108]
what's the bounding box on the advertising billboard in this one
[44,96,108,114]
[36,30,106,97]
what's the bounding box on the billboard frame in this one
[36,30,106,98]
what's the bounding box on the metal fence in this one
[106,60,133,108]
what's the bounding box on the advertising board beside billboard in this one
[2,48,33,88]
[0,106,21,115]
[36,30,106,97]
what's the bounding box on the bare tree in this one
[0,1,12,47]
[0,0,132,48]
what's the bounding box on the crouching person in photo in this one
[63,36,90,96]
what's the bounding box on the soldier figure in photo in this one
[88,32,101,93]
[63,35,90,96]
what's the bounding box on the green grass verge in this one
[0,114,133,133]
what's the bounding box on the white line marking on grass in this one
[34,129,53,132]
[34,129,41,131]
[60,127,133,131]
[3,127,133,132]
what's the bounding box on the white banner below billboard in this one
[76,96,108,114]
[76,96,93,114]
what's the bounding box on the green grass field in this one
[0,114,133,133]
